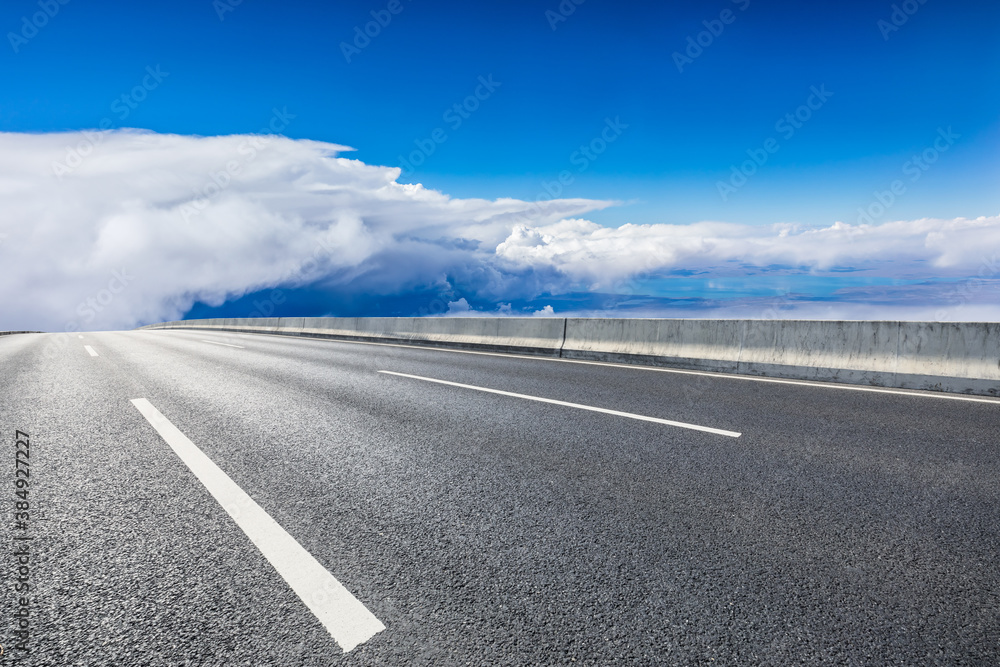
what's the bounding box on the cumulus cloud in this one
[493,217,1000,320]
[1,129,998,331]
[445,298,472,316]
[495,216,1000,288]
[0,130,611,331]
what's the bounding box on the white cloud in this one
[495,216,1000,288]
[0,130,612,331]
[1,129,998,331]
[445,298,472,315]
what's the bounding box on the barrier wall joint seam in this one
[893,321,901,389]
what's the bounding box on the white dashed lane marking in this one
[200,340,245,349]
[187,330,1000,405]
[379,370,742,438]
[130,398,385,653]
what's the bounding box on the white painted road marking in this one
[84,345,98,357]
[129,398,385,652]
[379,370,742,438]
[200,340,244,349]
[186,330,1000,405]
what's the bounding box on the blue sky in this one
[1,0,998,329]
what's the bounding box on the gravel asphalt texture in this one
[0,329,998,666]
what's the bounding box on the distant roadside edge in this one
[137,318,1000,397]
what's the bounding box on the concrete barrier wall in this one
[140,317,567,355]
[289,317,566,353]
[138,318,1000,396]
[560,318,744,373]
[895,322,1000,393]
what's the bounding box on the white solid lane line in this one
[129,398,385,653]
[200,340,245,348]
[379,370,742,438]
[84,345,98,357]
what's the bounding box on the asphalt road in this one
[1,329,998,666]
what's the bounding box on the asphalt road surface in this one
[1,329,998,666]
